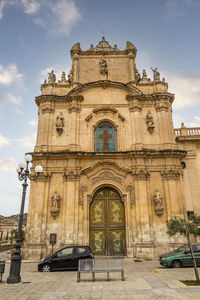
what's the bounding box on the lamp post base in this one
[7,255,22,284]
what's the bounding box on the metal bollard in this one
[0,261,5,283]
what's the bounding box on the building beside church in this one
[23,37,200,259]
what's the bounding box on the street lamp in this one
[7,154,43,284]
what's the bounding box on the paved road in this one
[1,257,200,299]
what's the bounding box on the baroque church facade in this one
[23,37,200,259]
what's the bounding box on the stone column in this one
[132,169,152,258]
[67,95,83,151]
[78,183,88,245]
[161,169,184,216]
[63,166,80,244]
[24,172,51,259]
[126,184,136,257]
[155,94,174,147]
[127,96,143,149]
[36,101,55,150]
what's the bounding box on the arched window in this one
[95,122,117,152]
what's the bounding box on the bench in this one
[77,258,125,282]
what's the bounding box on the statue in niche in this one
[146,110,155,134]
[153,190,164,216]
[48,70,56,84]
[151,67,160,81]
[99,57,108,78]
[56,112,64,135]
[50,191,61,218]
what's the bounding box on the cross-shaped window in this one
[95,122,117,152]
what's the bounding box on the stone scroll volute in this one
[50,191,61,218]
[153,190,164,216]
[126,185,135,208]
[79,184,88,208]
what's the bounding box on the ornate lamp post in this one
[7,154,43,284]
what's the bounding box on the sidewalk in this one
[1,258,200,299]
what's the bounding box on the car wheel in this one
[42,264,51,272]
[171,260,182,268]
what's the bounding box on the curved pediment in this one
[67,80,143,97]
[81,160,132,175]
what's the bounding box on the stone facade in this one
[23,37,200,259]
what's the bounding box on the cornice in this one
[31,149,186,160]
[67,80,142,97]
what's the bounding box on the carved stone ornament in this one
[68,66,74,84]
[79,184,88,208]
[56,112,64,135]
[64,169,80,181]
[132,169,150,180]
[153,190,164,216]
[48,70,56,84]
[127,98,142,112]
[134,67,141,83]
[161,169,181,180]
[155,100,170,112]
[67,95,83,113]
[58,71,68,84]
[92,171,122,185]
[151,67,160,82]
[37,172,51,182]
[141,69,149,82]
[50,191,61,219]
[146,110,155,134]
[126,185,135,207]
[41,103,55,114]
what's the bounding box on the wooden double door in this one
[89,187,126,256]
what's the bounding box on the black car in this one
[38,245,93,272]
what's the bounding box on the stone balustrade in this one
[174,123,200,136]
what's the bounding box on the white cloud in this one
[40,67,54,78]
[0,0,81,35]
[29,119,37,127]
[0,64,23,85]
[0,133,10,147]
[0,0,6,19]
[50,0,81,35]
[21,0,40,14]
[6,93,22,105]
[0,157,16,174]
[17,132,36,148]
[167,75,200,109]
[186,116,200,127]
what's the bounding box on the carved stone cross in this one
[99,130,112,151]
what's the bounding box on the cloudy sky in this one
[0,0,200,216]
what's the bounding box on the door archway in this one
[89,187,126,256]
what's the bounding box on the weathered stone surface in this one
[23,38,200,260]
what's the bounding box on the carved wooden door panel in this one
[89,188,126,256]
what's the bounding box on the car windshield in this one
[174,244,187,252]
